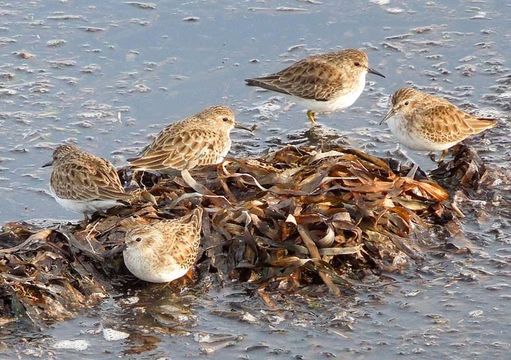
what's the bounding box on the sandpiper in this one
[381,87,497,176]
[43,144,132,219]
[122,208,203,283]
[245,48,385,124]
[129,105,245,193]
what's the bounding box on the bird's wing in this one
[129,128,227,171]
[128,122,183,160]
[51,155,129,201]
[155,209,202,269]
[415,104,495,143]
[246,57,346,101]
[464,116,497,134]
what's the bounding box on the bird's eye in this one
[354,62,360,67]
[404,101,409,106]
[135,237,142,242]
[222,117,229,122]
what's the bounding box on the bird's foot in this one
[80,214,90,228]
[306,110,317,125]
[437,149,448,164]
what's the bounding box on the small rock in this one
[404,289,421,297]
[102,328,130,341]
[15,51,35,59]
[120,296,139,305]
[241,312,258,323]
[47,39,67,47]
[469,310,484,318]
[53,340,89,351]
[386,7,405,14]
[126,2,157,9]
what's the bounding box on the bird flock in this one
[42,48,497,283]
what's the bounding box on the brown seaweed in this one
[1,144,464,325]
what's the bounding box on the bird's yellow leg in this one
[306,110,316,124]
[81,213,90,228]
[438,149,448,163]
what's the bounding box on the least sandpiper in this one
[43,144,131,218]
[245,48,385,124]
[122,208,203,283]
[129,105,243,192]
[381,87,497,175]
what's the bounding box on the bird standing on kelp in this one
[246,48,385,124]
[381,87,497,176]
[128,105,246,193]
[122,208,203,283]
[43,144,132,221]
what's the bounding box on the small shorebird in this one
[43,144,132,220]
[381,87,497,176]
[129,105,246,193]
[122,208,203,283]
[245,48,385,124]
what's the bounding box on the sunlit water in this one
[0,0,510,359]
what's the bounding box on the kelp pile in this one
[1,143,474,325]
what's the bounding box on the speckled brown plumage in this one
[247,49,370,100]
[129,106,235,173]
[122,208,203,283]
[246,49,385,123]
[48,144,130,202]
[383,87,497,151]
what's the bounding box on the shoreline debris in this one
[1,143,477,326]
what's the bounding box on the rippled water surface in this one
[1,0,510,359]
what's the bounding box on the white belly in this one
[386,114,457,151]
[294,73,366,113]
[216,138,231,163]
[50,188,122,214]
[123,250,188,283]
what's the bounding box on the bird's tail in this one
[188,207,203,228]
[245,78,263,87]
[469,117,497,134]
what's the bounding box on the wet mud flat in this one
[0,0,510,358]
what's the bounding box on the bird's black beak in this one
[367,67,386,78]
[380,108,395,125]
[42,160,53,168]
[234,122,255,132]
[102,242,127,258]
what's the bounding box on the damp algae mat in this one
[0,0,510,359]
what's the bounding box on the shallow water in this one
[1,0,510,358]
